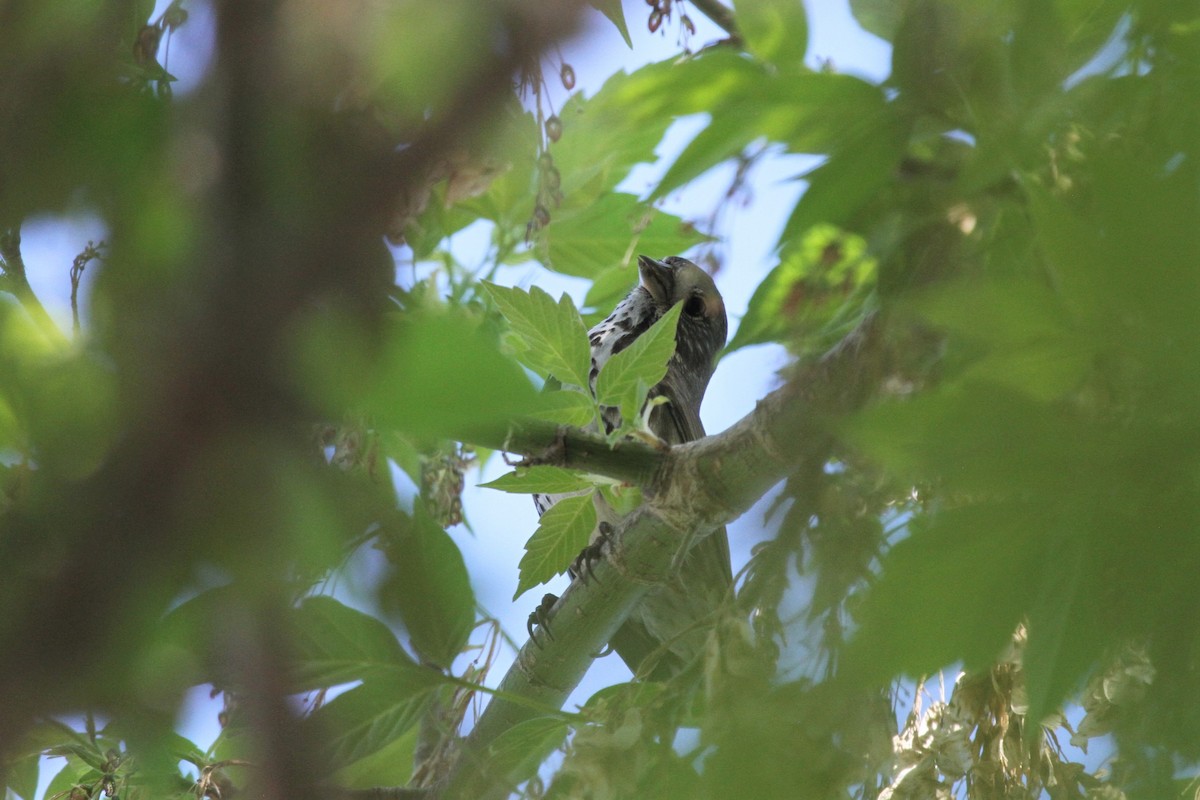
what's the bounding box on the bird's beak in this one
[637,255,673,306]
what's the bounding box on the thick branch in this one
[439,315,886,799]
[475,418,666,488]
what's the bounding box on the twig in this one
[69,240,104,334]
[0,225,61,338]
[688,0,738,39]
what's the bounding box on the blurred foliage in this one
[1,0,1199,799]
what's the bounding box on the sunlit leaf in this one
[728,224,876,353]
[514,493,596,599]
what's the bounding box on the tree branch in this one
[0,225,62,339]
[438,314,887,799]
[688,0,738,39]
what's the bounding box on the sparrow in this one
[533,254,732,680]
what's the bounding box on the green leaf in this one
[585,264,638,315]
[6,752,38,800]
[298,309,541,441]
[43,758,98,800]
[728,224,877,353]
[777,115,906,246]
[595,302,683,408]
[844,505,1039,685]
[331,726,419,790]
[848,0,908,41]
[289,596,431,691]
[485,283,592,388]
[514,493,597,599]
[386,505,477,667]
[589,0,632,47]
[734,0,809,68]
[539,193,708,279]
[523,389,596,427]
[480,466,595,495]
[307,676,434,773]
[486,716,571,788]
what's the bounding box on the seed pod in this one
[534,204,551,228]
[538,152,554,171]
[545,115,562,142]
[682,14,696,35]
[544,166,561,191]
[648,10,663,33]
[163,5,188,30]
[560,63,576,91]
[132,25,160,64]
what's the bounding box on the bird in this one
[532,254,732,680]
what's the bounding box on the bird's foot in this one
[526,592,558,648]
[568,521,614,584]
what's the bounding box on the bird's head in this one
[637,254,727,377]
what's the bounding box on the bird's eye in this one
[683,295,706,317]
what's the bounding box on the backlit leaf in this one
[734,0,809,69]
[595,302,682,407]
[480,465,595,495]
[514,493,596,599]
[486,283,592,389]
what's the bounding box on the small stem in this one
[687,0,738,39]
[0,225,63,339]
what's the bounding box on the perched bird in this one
[533,254,731,680]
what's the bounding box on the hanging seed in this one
[648,10,663,33]
[163,5,188,30]
[681,14,695,35]
[545,115,562,142]
[661,0,672,15]
[538,152,554,171]
[534,205,551,228]
[544,166,561,191]
[560,63,576,91]
[132,25,160,64]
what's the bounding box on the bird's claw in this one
[526,592,558,648]
[568,521,614,584]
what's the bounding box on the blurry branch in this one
[0,0,585,770]
[439,314,887,800]
[70,240,104,335]
[0,225,61,338]
[689,0,738,38]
